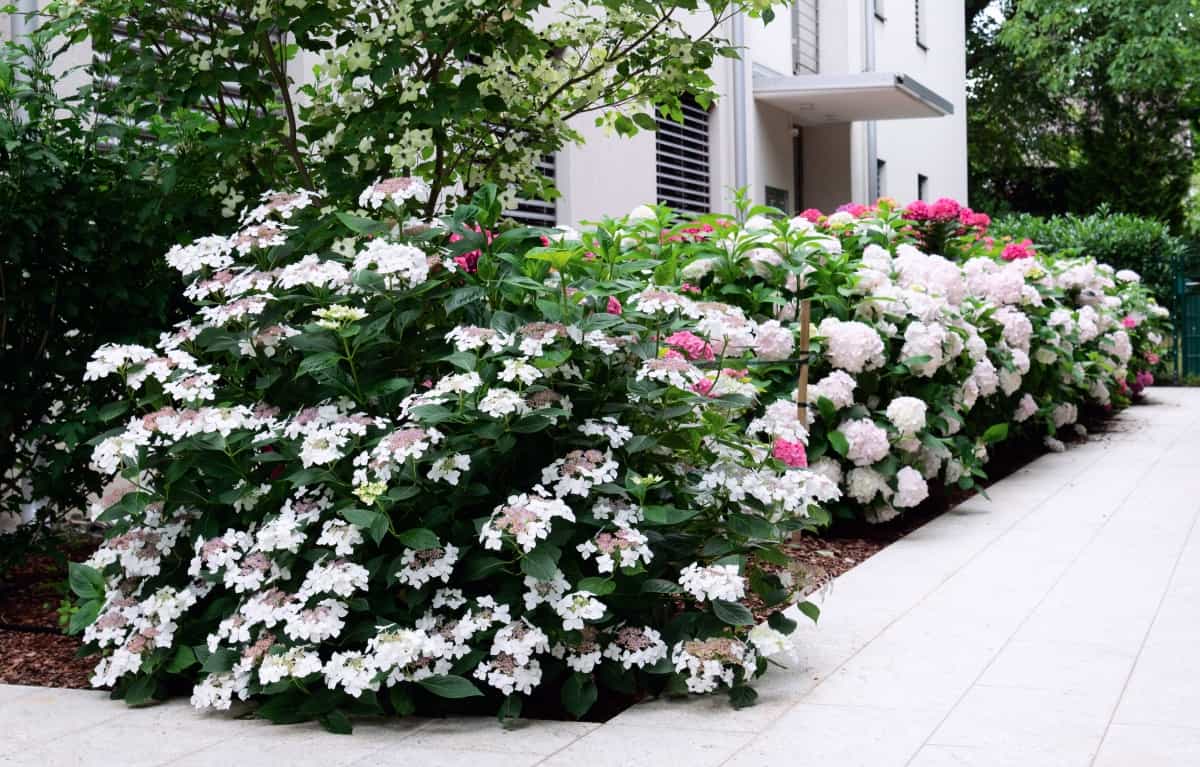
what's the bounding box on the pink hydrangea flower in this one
[664,331,715,362]
[450,225,494,273]
[607,296,623,315]
[902,200,930,221]
[836,202,870,217]
[679,283,701,295]
[1122,316,1139,329]
[798,208,823,223]
[772,438,808,468]
[1001,238,1035,261]
[929,197,962,222]
[1146,352,1160,364]
[959,208,991,234]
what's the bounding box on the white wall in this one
[557,118,657,224]
[872,0,968,204]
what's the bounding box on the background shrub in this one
[990,209,1197,313]
[0,29,226,562]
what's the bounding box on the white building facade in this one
[559,0,966,223]
[7,0,966,223]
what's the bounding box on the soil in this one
[0,548,97,689]
[0,404,1120,699]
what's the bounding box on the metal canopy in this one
[753,72,954,125]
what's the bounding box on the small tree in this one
[59,0,777,216]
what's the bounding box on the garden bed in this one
[0,410,1099,697]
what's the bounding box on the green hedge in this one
[991,208,1195,313]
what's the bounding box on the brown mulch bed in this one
[0,547,98,689]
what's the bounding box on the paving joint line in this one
[904,400,1192,765]
[711,405,1127,766]
[1087,485,1200,763]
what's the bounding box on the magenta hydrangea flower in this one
[664,331,715,362]
[902,200,931,221]
[772,438,808,468]
[1001,238,1035,261]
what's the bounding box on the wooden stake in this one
[797,298,812,424]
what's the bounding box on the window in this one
[504,155,558,227]
[874,0,886,21]
[792,0,819,75]
[765,186,789,213]
[875,159,887,200]
[655,97,711,215]
[915,0,928,49]
[917,173,929,201]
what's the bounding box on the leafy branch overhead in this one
[58,0,781,215]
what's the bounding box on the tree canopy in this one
[967,0,1200,230]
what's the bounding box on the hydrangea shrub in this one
[608,196,1170,523]
[68,185,1169,729]
[69,182,838,729]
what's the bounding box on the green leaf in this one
[417,674,484,699]
[67,599,100,635]
[202,648,236,673]
[577,577,616,596]
[461,554,508,581]
[441,351,477,371]
[97,401,130,422]
[768,610,798,635]
[711,599,755,626]
[335,211,390,236]
[166,646,198,674]
[727,513,776,540]
[389,686,416,716]
[124,674,157,707]
[640,578,682,594]
[341,509,389,545]
[982,423,1009,444]
[631,112,659,131]
[816,395,837,424]
[796,600,820,624]
[623,435,657,454]
[320,710,353,735]
[446,286,487,313]
[641,505,700,526]
[828,430,850,457]
[68,562,105,600]
[396,527,440,549]
[296,351,343,379]
[520,544,560,581]
[561,672,598,719]
[729,685,758,709]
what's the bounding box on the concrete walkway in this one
[4,388,1199,766]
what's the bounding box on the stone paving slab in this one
[4,388,1200,766]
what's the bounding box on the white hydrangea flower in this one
[678,563,746,602]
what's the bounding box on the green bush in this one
[0,25,226,559]
[990,208,1195,313]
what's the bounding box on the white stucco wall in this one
[872,0,968,204]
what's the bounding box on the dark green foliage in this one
[991,210,1197,312]
[0,27,226,561]
[967,1,1200,227]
